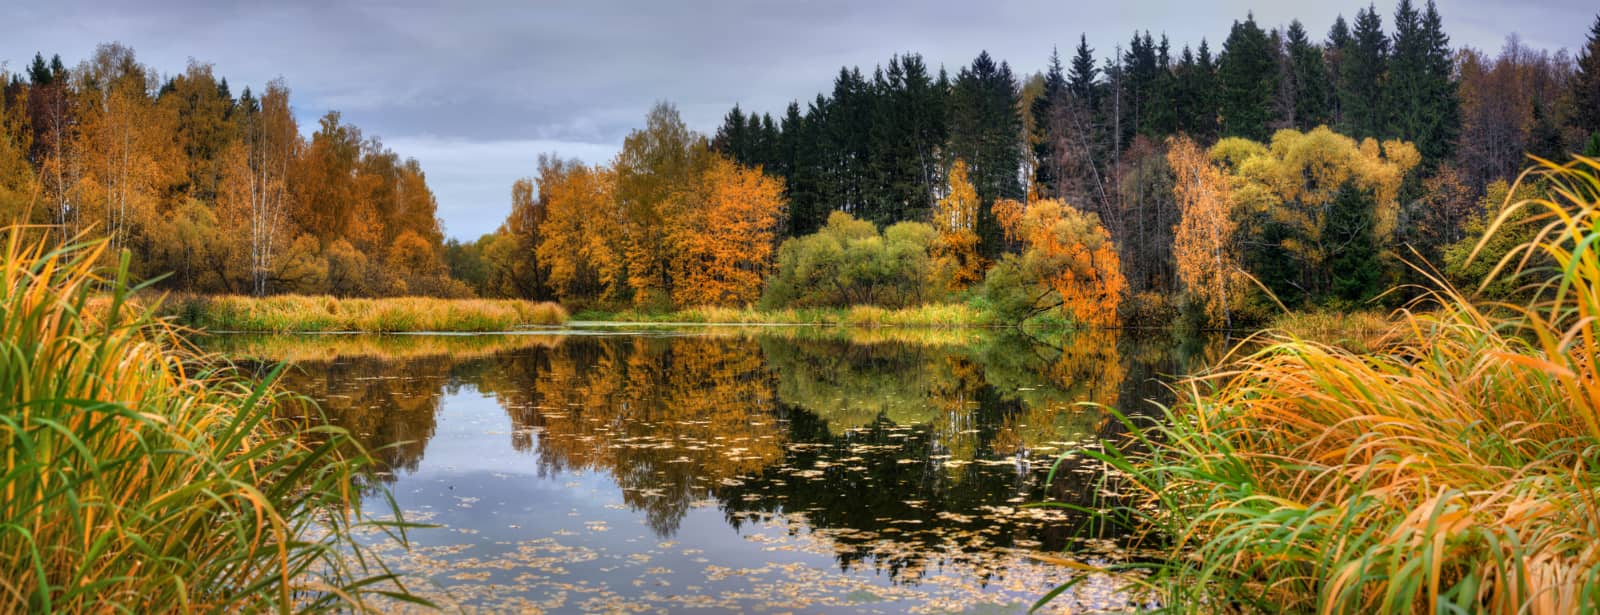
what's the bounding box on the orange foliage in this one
[1167,135,1244,328]
[669,156,784,306]
[931,159,984,290]
[998,197,1126,326]
[534,158,622,302]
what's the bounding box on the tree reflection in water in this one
[216,327,1223,585]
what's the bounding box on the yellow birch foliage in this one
[1211,126,1419,272]
[1168,135,1245,328]
[931,159,984,290]
[535,160,621,301]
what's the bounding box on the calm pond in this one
[206,327,1222,613]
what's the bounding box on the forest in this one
[5,1,1600,612]
[439,1,1600,327]
[0,44,464,298]
[1,1,1597,328]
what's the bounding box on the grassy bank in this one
[165,293,568,332]
[574,302,998,327]
[1057,158,1600,612]
[1266,309,1394,353]
[0,232,418,611]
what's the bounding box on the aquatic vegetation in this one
[1265,308,1393,353]
[166,293,569,332]
[199,331,569,362]
[1058,158,1600,612]
[579,302,995,327]
[0,230,421,612]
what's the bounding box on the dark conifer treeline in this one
[710,2,1599,303]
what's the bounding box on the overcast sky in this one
[3,0,1592,240]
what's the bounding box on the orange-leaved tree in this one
[1167,135,1244,329]
[993,197,1126,326]
[669,156,784,306]
[534,157,622,304]
[931,159,984,291]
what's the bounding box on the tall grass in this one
[1051,157,1600,613]
[577,302,996,327]
[0,230,422,612]
[166,293,568,332]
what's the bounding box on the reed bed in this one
[200,331,569,363]
[1266,309,1394,353]
[166,293,568,332]
[1054,157,1600,613]
[0,230,421,612]
[582,302,996,327]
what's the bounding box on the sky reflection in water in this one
[213,328,1220,613]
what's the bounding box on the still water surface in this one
[210,328,1220,613]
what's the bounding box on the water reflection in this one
[210,327,1222,612]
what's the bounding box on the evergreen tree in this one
[1528,99,1566,161]
[1327,181,1382,305]
[1147,35,1180,136]
[780,101,827,237]
[869,54,942,225]
[1217,14,1278,140]
[1389,0,1459,165]
[1339,5,1389,138]
[1571,14,1600,135]
[1032,48,1067,195]
[27,53,51,86]
[1068,35,1099,104]
[712,104,749,162]
[1193,39,1220,140]
[947,51,1023,257]
[1327,15,1353,126]
[1286,20,1332,129]
[1123,31,1161,139]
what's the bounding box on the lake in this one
[206,327,1221,613]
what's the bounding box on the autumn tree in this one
[762,211,935,309]
[668,155,784,306]
[989,197,1126,326]
[615,103,707,308]
[1167,136,1243,328]
[930,159,983,291]
[1212,126,1419,306]
[221,80,299,295]
[70,43,182,260]
[0,75,37,223]
[534,157,621,304]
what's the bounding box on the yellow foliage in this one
[931,159,984,290]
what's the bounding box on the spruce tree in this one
[1571,14,1600,135]
[27,53,51,86]
[1327,181,1382,306]
[1194,39,1220,140]
[783,100,828,237]
[1286,20,1332,129]
[1068,35,1099,104]
[1327,15,1352,126]
[713,105,750,162]
[1148,35,1180,136]
[1339,5,1389,139]
[1032,48,1068,196]
[1389,0,1458,165]
[1217,14,1278,141]
[947,51,1024,256]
